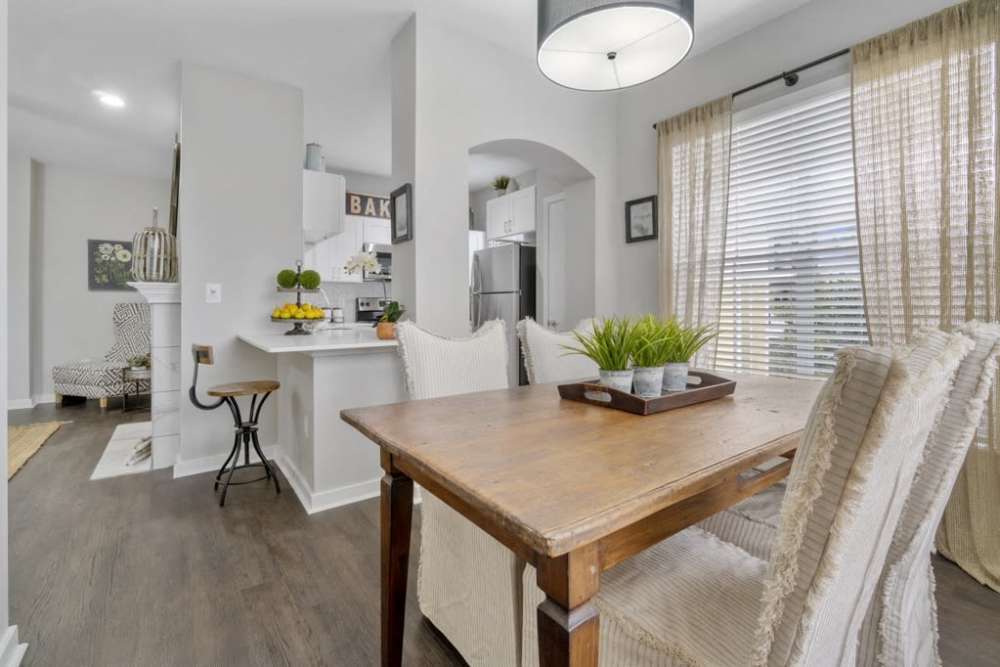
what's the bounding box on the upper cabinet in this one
[363,218,391,246]
[486,186,535,241]
[303,170,346,244]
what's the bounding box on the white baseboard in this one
[275,452,381,514]
[6,398,34,411]
[274,450,421,515]
[0,626,27,666]
[172,444,280,479]
[31,394,55,405]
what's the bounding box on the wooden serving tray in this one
[558,370,736,416]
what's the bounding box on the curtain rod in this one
[651,48,851,129]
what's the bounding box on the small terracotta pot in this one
[376,321,396,340]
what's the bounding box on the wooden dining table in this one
[341,373,822,667]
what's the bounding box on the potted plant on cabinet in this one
[376,301,406,340]
[661,319,717,392]
[492,175,510,196]
[562,318,637,393]
[631,315,670,398]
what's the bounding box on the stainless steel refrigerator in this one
[471,243,536,386]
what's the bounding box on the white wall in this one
[24,164,169,399]
[395,13,618,336]
[177,63,303,467]
[613,0,959,317]
[389,17,417,326]
[563,178,596,328]
[6,153,31,406]
[0,0,11,638]
[331,167,396,199]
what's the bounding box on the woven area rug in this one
[8,422,66,479]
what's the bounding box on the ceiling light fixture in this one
[93,90,126,109]
[537,0,694,91]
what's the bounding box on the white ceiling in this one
[9,0,813,180]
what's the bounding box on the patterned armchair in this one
[52,302,150,408]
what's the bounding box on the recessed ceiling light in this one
[93,90,126,109]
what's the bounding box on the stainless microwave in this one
[362,242,391,282]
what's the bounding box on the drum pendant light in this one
[537,0,694,91]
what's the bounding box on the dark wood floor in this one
[8,401,1000,666]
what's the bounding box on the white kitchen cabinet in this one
[304,216,362,283]
[303,170,346,244]
[363,218,391,246]
[509,187,535,235]
[485,186,535,240]
[486,196,511,240]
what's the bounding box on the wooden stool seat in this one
[207,380,280,397]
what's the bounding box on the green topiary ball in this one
[276,269,299,289]
[299,269,321,290]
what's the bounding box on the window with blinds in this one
[716,78,869,379]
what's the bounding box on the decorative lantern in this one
[131,207,178,282]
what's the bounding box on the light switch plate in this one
[205,283,222,304]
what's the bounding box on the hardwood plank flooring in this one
[8,401,1000,666]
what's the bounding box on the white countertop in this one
[238,325,398,354]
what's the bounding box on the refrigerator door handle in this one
[472,290,521,296]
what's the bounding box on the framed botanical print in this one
[625,195,657,243]
[88,239,135,290]
[390,183,413,244]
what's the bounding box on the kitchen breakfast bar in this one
[238,326,405,514]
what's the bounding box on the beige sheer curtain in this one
[657,97,732,367]
[852,0,1000,590]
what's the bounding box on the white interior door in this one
[544,195,567,331]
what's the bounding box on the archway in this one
[467,139,596,384]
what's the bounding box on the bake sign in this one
[346,192,391,219]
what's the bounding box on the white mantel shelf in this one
[237,327,398,355]
[127,281,181,303]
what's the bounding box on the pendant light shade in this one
[537,0,694,91]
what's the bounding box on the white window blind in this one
[716,78,869,378]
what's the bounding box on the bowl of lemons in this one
[271,302,327,335]
[271,301,326,322]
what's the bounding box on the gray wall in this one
[6,159,169,402]
[6,153,30,405]
[178,63,303,466]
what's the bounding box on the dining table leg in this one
[380,453,413,667]
[535,544,600,667]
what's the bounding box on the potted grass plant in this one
[631,315,670,398]
[562,317,637,393]
[661,319,717,392]
[376,301,406,340]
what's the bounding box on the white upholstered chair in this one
[699,322,1000,666]
[394,319,520,666]
[516,317,598,385]
[520,330,972,666]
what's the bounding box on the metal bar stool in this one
[190,344,281,506]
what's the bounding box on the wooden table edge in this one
[344,407,800,559]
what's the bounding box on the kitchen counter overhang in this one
[238,327,398,355]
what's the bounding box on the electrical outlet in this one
[205,283,222,304]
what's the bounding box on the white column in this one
[128,282,181,470]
